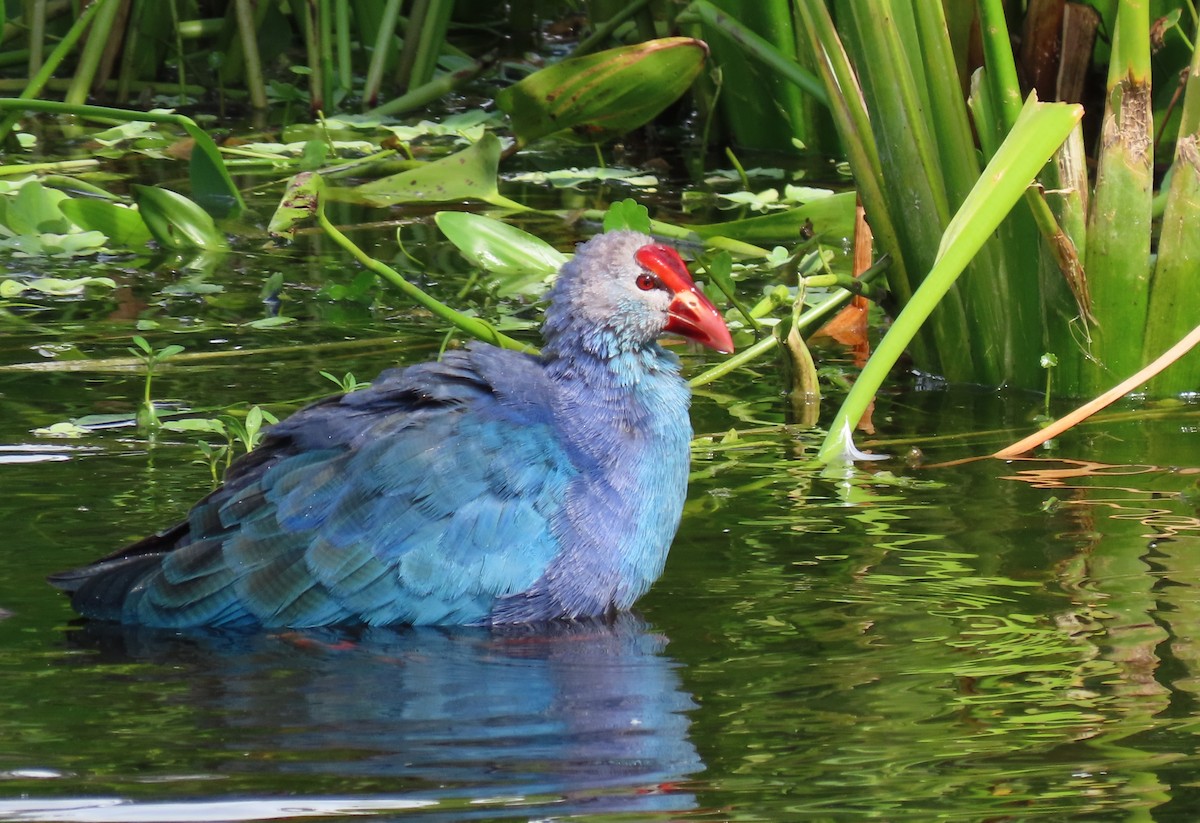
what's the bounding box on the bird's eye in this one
[636,273,662,291]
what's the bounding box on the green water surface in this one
[0,232,1198,822]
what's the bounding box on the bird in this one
[49,230,733,628]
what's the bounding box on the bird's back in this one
[51,347,581,627]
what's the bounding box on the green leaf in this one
[688,192,857,245]
[133,185,229,251]
[267,172,322,244]
[32,421,93,438]
[187,127,244,220]
[59,199,153,249]
[154,344,185,361]
[435,211,567,295]
[162,418,228,435]
[23,276,116,295]
[497,37,708,146]
[603,199,652,233]
[8,181,71,235]
[509,168,659,189]
[245,315,297,329]
[299,139,330,170]
[818,94,1083,464]
[350,133,525,210]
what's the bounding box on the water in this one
[1,238,1199,820]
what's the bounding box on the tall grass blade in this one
[0,0,116,139]
[234,0,269,110]
[1143,38,1200,395]
[819,95,1083,464]
[363,0,402,108]
[1082,2,1153,393]
[66,0,124,105]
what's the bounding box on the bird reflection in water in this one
[63,614,704,821]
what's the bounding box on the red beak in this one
[635,244,735,354]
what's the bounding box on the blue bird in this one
[49,231,733,628]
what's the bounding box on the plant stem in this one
[689,263,887,388]
[0,0,116,139]
[315,187,535,355]
[682,0,827,105]
[234,0,269,110]
[572,0,653,57]
[365,56,491,118]
[363,0,403,108]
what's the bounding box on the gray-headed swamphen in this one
[49,230,733,628]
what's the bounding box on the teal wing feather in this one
[51,350,578,627]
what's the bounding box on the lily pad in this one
[350,133,525,210]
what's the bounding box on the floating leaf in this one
[496,38,708,146]
[7,181,71,235]
[245,315,297,329]
[60,199,153,249]
[20,276,116,295]
[350,133,525,210]
[0,232,108,257]
[689,192,857,245]
[508,168,659,189]
[162,418,228,435]
[435,211,567,295]
[133,185,229,251]
[32,421,93,438]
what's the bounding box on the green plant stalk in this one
[573,0,653,57]
[115,0,143,103]
[365,55,489,118]
[976,0,1023,130]
[363,0,402,107]
[0,98,246,214]
[682,0,827,106]
[1082,2,1153,392]
[27,0,45,74]
[818,95,1083,464]
[0,336,412,373]
[793,0,916,365]
[316,189,534,355]
[976,0,1092,387]
[690,262,888,388]
[234,0,269,110]
[841,0,977,381]
[336,0,352,92]
[1143,36,1200,395]
[168,0,186,99]
[0,49,29,69]
[394,0,428,91]
[576,209,769,256]
[176,18,224,38]
[0,158,97,175]
[319,0,336,108]
[299,0,324,112]
[406,0,454,91]
[913,0,1027,387]
[0,0,115,138]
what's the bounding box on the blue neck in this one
[504,329,694,620]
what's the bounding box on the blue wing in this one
[51,348,578,627]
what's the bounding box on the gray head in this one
[540,231,733,360]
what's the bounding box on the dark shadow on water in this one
[6,615,703,822]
